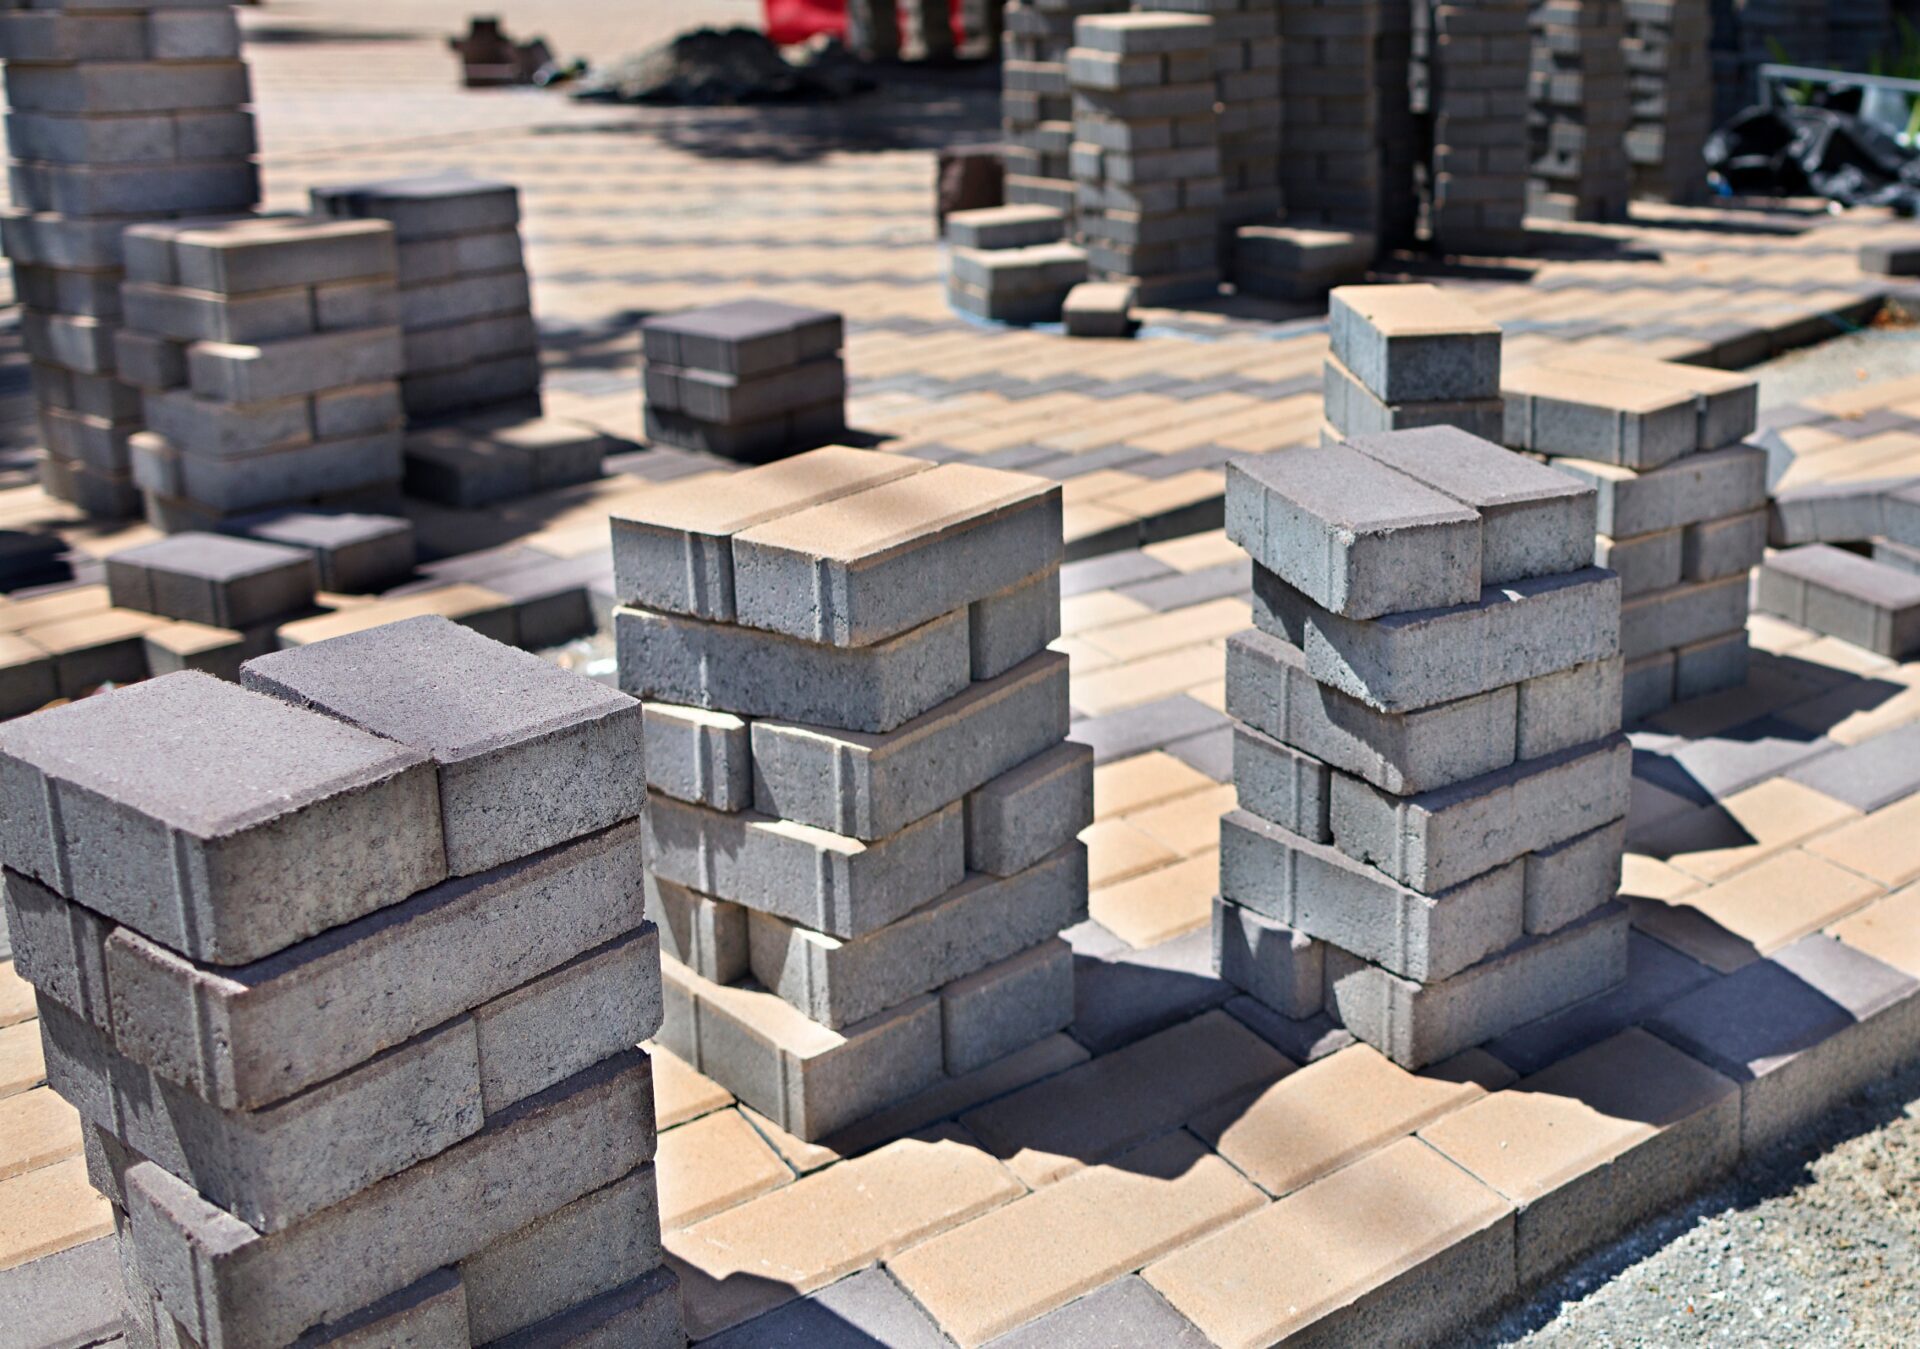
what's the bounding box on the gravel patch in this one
[1468,1055,1920,1347]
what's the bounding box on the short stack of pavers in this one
[1427,0,1531,256]
[1755,544,1920,660]
[1322,283,1505,443]
[112,213,409,533]
[105,529,318,678]
[1231,224,1374,302]
[944,202,1088,324]
[1219,425,1631,1069]
[309,174,540,422]
[0,616,683,1346]
[1069,13,1221,305]
[0,0,259,518]
[640,299,846,464]
[1528,0,1632,222]
[1002,0,1124,216]
[1503,352,1764,720]
[1624,0,1712,205]
[612,446,1089,1141]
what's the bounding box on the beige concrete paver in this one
[1088,849,1218,949]
[1630,849,1884,973]
[0,1087,81,1183]
[1092,751,1216,821]
[1830,882,1920,979]
[0,1156,111,1273]
[1805,793,1920,888]
[0,1020,44,1100]
[657,1108,793,1229]
[0,962,32,1028]
[648,1042,734,1130]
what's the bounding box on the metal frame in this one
[1757,62,1920,109]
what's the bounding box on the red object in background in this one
[763,0,966,46]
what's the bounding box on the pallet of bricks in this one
[1,616,684,1345]
[1002,0,1123,216]
[1528,0,1631,222]
[1503,352,1764,721]
[1425,0,1531,256]
[611,447,1092,1141]
[1624,0,1711,204]
[1069,13,1222,305]
[1219,338,1632,1066]
[0,0,259,519]
[110,214,411,534]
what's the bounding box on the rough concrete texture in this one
[964,740,1093,877]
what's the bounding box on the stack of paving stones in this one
[1277,0,1399,242]
[639,299,846,464]
[1069,13,1222,305]
[105,529,318,679]
[1232,224,1374,301]
[943,202,1088,324]
[309,175,540,422]
[1218,425,1630,1069]
[1502,352,1765,721]
[1002,0,1125,216]
[111,213,409,533]
[0,0,260,519]
[1321,283,1504,443]
[845,0,902,60]
[1426,0,1531,256]
[611,446,1090,1141]
[1623,0,1711,205]
[0,617,684,1346]
[1755,543,1920,660]
[1527,0,1632,223]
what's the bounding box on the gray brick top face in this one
[1344,427,1597,510]
[240,615,636,764]
[114,530,314,582]
[312,173,515,203]
[642,298,839,343]
[0,671,430,838]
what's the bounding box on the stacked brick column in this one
[1528,0,1631,223]
[111,215,407,532]
[0,617,681,1346]
[1503,354,1765,721]
[1279,0,1386,236]
[1427,0,1531,256]
[1322,283,1505,443]
[846,0,903,59]
[640,299,846,464]
[1625,0,1711,205]
[611,447,1089,1142]
[0,1,259,518]
[309,175,540,422]
[1219,424,1631,1069]
[1069,13,1221,306]
[1002,0,1124,216]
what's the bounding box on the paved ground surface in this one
[5,2,1920,1346]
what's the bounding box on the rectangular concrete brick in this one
[1549,444,1768,539]
[970,564,1060,680]
[187,328,403,404]
[650,873,749,985]
[121,279,313,346]
[1214,897,1325,1020]
[134,427,402,512]
[1682,508,1766,582]
[643,794,964,939]
[660,959,943,1140]
[1771,479,1907,547]
[3,60,250,114]
[1226,627,1519,795]
[640,298,841,376]
[1323,355,1506,441]
[1596,527,1683,598]
[1525,817,1624,934]
[242,615,645,874]
[1514,655,1623,760]
[469,925,662,1113]
[1623,650,1677,722]
[940,937,1075,1076]
[105,532,315,629]
[1232,721,1332,844]
[615,603,971,736]
[125,1051,656,1349]
[642,703,751,812]
[965,740,1092,877]
[749,649,1068,840]
[158,218,395,296]
[102,819,646,1111]
[11,158,256,218]
[730,463,1062,647]
[2,869,111,1024]
[1344,426,1598,585]
[1620,574,1749,661]
[1327,901,1631,1069]
[1329,284,1502,404]
[38,997,480,1234]
[1755,544,1920,658]
[489,1266,682,1349]
[0,672,442,966]
[1222,808,1524,983]
[1254,565,1622,714]
[1224,445,1482,619]
[945,204,1067,250]
[1329,734,1630,893]
[1673,629,1749,701]
[142,388,312,458]
[1502,366,1698,469]
[1545,351,1757,450]
[311,175,520,242]
[748,842,1087,1028]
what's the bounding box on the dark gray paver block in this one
[1755,543,1920,658]
[986,1275,1213,1348]
[1787,719,1920,812]
[1069,925,1231,1055]
[105,531,317,628]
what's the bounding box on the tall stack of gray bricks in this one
[612,446,1090,1142]
[1321,283,1505,443]
[0,616,683,1346]
[1624,0,1711,204]
[1003,0,1124,217]
[1426,0,1531,256]
[1069,13,1221,305]
[0,0,258,519]
[111,214,408,533]
[1279,0,1386,238]
[1220,424,1630,1069]
[1528,0,1632,223]
[1503,353,1765,720]
[309,175,540,422]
